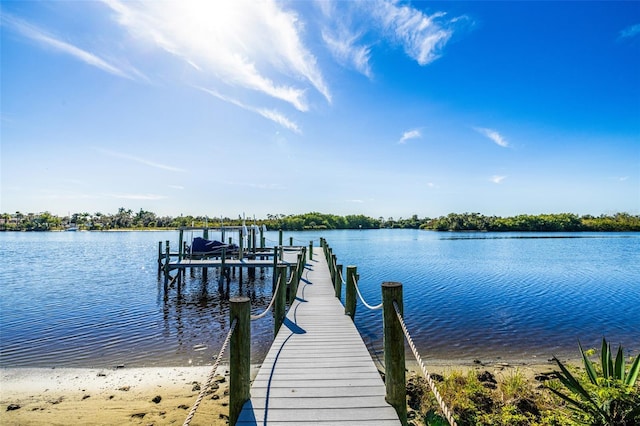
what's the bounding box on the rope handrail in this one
[329,255,346,285]
[250,260,298,320]
[183,318,237,426]
[352,272,383,310]
[393,301,458,426]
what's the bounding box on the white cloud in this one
[2,13,141,80]
[102,0,330,111]
[399,129,421,144]
[96,148,187,172]
[322,29,373,78]
[370,1,458,65]
[474,127,509,147]
[619,23,640,39]
[198,87,301,134]
[491,175,507,184]
[168,185,184,190]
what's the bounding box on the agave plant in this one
[548,337,640,425]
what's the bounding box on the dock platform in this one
[236,247,400,425]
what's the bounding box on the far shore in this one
[0,358,573,425]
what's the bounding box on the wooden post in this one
[327,248,334,280]
[157,241,162,273]
[274,265,287,334]
[252,228,257,253]
[382,282,406,425]
[345,265,357,318]
[289,253,303,304]
[178,229,184,261]
[331,254,338,287]
[278,229,283,246]
[164,241,170,294]
[309,240,313,260]
[203,227,208,240]
[218,248,226,292]
[271,246,278,291]
[289,237,293,246]
[229,296,251,426]
[260,226,265,249]
[335,263,343,300]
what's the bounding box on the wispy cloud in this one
[619,23,640,40]
[491,175,507,184]
[322,29,373,79]
[168,185,184,190]
[347,199,364,203]
[370,2,464,66]
[197,87,301,134]
[474,127,509,147]
[399,129,422,144]
[96,148,187,172]
[102,0,330,111]
[319,1,468,75]
[1,13,140,80]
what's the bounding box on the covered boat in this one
[190,237,238,255]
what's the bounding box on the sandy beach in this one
[0,359,561,425]
[0,366,232,426]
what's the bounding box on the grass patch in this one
[406,367,584,426]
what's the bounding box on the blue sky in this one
[1,1,639,219]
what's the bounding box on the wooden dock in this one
[236,247,401,425]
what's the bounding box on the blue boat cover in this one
[191,237,235,253]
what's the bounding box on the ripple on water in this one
[1,230,639,367]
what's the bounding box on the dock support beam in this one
[229,296,250,426]
[382,282,407,426]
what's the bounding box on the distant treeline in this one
[420,212,640,232]
[1,210,639,232]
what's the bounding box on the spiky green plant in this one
[548,337,640,425]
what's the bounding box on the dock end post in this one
[382,281,407,425]
[229,296,251,426]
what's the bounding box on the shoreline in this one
[1,359,571,425]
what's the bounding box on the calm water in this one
[1,230,638,368]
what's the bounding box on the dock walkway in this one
[236,248,400,425]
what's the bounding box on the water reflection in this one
[157,265,276,366]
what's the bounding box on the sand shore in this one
[1,360,562,425]
[1,366,233,426]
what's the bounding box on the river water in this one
[1,229,638,368]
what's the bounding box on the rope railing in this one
[250,263,296,320]
[352,272,383,311]
[183,318,237,426]
[393,301,458,426]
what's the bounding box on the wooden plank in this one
[237,246,401,425]
[237,420,399,426]
[248,385,387,399]
[238,406,399,422]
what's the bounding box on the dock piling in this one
[229,296,250,426]
[274,264,287,334]
[382,282,407,426]
[345,265,357,318]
